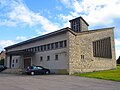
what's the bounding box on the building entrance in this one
[24,58,31,69]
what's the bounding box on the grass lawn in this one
[75,64,120,82]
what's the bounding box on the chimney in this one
[69,16,89,33]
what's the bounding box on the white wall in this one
[10,56,22,69]
[33,48,68,70]
[6,32,69,72]
[7,32,67,52]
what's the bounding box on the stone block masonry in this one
[68,27,116,74]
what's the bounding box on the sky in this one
[0,0,120,59]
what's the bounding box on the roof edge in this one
[5,27,69,50]
[69,16,89,26]
[89,27,115,31]
[78,27,115,35]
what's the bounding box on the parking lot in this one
[0,73,120,90]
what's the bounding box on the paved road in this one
[0,73,120,90]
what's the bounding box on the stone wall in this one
[68,28,116,74]
[80,18,88,31]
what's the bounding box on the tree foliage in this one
[0,58,4,65]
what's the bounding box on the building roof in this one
[4,26,114,50]
[4,27,72,50]
[69,16,89,26]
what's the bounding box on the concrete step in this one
[1,69,23,74]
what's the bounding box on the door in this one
[24,58,31,69]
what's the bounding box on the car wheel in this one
[31,72,34,75]
[45,71,50,74]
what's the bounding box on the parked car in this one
[0,65,7,72]
[25,66,50,75]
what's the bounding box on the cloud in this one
[0,36,29,51]
[33,15,60,33]
[0,40,15,51]
[115,39,120,59]
[0,0,60,33]
[115,39,120,46]
[59,0,74,8]
[56,6,62,10]
[16,36,27,41]
[59,0,120,26]
[59,0,120,59]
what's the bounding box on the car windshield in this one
[36,66,43,69]
[27,66,44,70]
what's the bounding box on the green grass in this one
[75,64,120,82]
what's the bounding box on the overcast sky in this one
[0,0,120,59]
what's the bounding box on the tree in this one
[117,56,120,64]
[0,58,4,65]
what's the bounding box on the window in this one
[93,37,112,58]
[55,55,58,60]
[47,44,50,50]
[43,45,46,51]
[24,40,67,52]
[16,59,18,63]
[36,46,39,52]
[38,46,40,51]
[63,40,67,47]
[71,19,81,32]
[59,41,63,48]
[35,47,37,52]
[12,64,14,67]
[30,48,32,52]
[37,66,42,69]
[40,46,43,51]
[31,48,34,52]
[40,56,43,62]
[33,47,36,52]
[13,59,14,63]
[55,42,59,49]
[51,43,54,49]
[27,48,30,52]
[81,55,84,59]
[47,56,50,61]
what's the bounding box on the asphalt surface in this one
[0,73,120,90]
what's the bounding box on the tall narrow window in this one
[64,40,67,47]
[47,56,50,61]
[51,43,54,49]
[55,42,59,49]
[13,59,14,63]
[81,55,84,59]
[40,56,43,62]
[43,45,46,51]
[16,59,18,63]
[12,64,14,67]
[40,46,43,51]
[59,41,63,48]
[47,44,50,50]
[55,55,58,60]
[37,46,40,52]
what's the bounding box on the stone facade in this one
[80,17,88,31]
[68,28,116,74]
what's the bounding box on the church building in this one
[5,16,116,74]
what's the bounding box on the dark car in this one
[0,65,7,72]
[25,66,50,75]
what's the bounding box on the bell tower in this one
[69,16,89,33]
